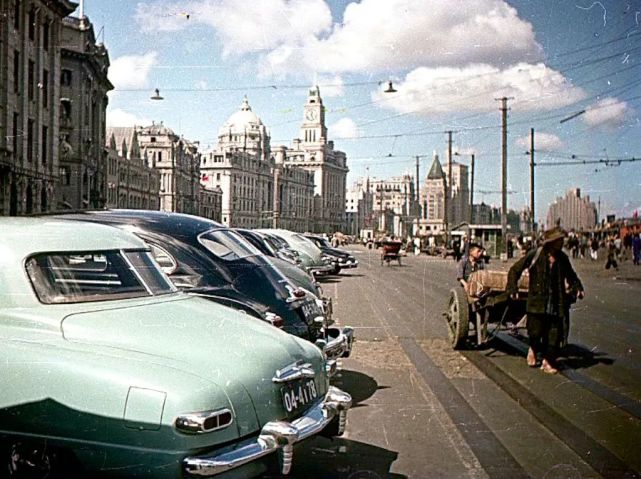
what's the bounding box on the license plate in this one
[281,379,318,414]
[300,300,322,321]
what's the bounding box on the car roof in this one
[54,209,225,239]
[0,217,146,261]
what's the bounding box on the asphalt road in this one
[285,246,641,479]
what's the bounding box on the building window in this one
[14,1,20,30]
[12,113,19,155]
[27,119,34,162]
[42,69,49,107]
[13,50,20,93]
[42,126,48,165]
[61,69,72,87]
[28,60,35,101]
[43,22,49,51]
[60,166,71,185]
[60,99,72,119]
[28,8,36,40]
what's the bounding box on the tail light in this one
[265,312,284,328]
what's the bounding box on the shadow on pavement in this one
[317,277,342,283]
[286,437,405,479]
[331,370,385,407]
[558,343,615,369]
[338,273,365,278]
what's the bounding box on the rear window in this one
[26,250,176,304]
[198,229,261,261]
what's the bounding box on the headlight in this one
[174,409,233,434]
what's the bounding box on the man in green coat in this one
[507,227,585,374]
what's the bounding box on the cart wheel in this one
[446,288,469,349]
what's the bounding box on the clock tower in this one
[300,86,327,144]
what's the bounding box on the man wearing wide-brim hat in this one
[507,227,585,374]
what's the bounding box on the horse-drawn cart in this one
[380,240,403,266]
[445,270,529,349]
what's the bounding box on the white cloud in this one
[583,97,629,127]
[109,52,158,89]
[516,132,563,152]
[316,75,344,98]
[195,79,208,90]
[107,109,151,127]
[372,63,585,115]
[329,118,360,139]
[135,0,332,56]
[261,0,542,76]
[135,0,540,78]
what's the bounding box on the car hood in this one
[61,295,325,427]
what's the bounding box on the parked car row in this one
[0,213,354,478]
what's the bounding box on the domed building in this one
[217,97,270,162]
[201,97,275,228]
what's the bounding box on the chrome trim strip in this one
[272,361,316,384]
[183,386,351,477]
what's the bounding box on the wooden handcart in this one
[380,240,403,266]
[444,270,529,349]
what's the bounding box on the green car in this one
[0,218,351,478]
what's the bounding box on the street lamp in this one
[150,88,164,100]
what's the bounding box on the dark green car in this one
[0,218,351,478]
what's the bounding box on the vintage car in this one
[57,210,353,360]
[304,234,359,275]
[0,217,351,478]
[257,229,334,275]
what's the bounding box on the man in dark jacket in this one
[507,227,584,374]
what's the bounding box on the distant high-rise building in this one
[546,188,597,231]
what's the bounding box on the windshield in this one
[198,229,261,261]
[26,250,176,304]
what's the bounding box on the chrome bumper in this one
[183,386,352,477]
[317,326,355,360]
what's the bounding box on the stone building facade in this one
[200,98,274,228]
[135,122,200,215]
[58,14,112,209]
[200,97,316,230]
[0,0,76,215]
[546,188,597,231]
[345,177,374,238]
[279,87,348,233]
[105,127,159,210]
[199,185,223,222]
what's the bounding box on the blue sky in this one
[78,0,641,223]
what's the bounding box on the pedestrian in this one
[605,238,618,270]
[580,235,588,259]
[590,236,599,261]
[413,236,421,256]
[507,227,584,374]
[632,233,641,266]
[456,243,485,291]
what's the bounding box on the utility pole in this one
[496,97,512,257]
[415,156,420,219]
[530,128,535,233]
[469,153,475,225]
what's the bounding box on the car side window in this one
[149,244,178,274]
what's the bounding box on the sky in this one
[77,0,641,223]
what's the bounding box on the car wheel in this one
[5,441,75,479]
[332,265,341,275]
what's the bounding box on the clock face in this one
[305,109,317,121]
